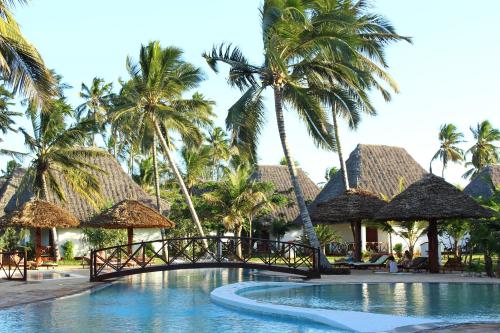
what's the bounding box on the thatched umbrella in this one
[311,189,387,262]
[375,174,493,273]
[0,199,79,260]
[83,200,175,253]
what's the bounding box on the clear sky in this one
[2,0,499,187]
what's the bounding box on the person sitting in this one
[402,250,412,269]
[387,255,398,273]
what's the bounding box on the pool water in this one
[0,269,336,333]
[27,271,72,281]
[241,283,500,321]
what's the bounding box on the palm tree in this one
[204,1,340,268]
[0,82,17,134]
[76,77,114,145]
[112,41,214,246]
[431,124,464,178]
[206,127,233,180]
[20,97,105,260]
[464,120,500,179]
[182,145,211,193]
[203,165,270,257]
[0,0,54,106]
[390,221,427,259]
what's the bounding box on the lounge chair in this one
[351,255,389,269]
[405,256,428,272]
[27,257,44,270]
[442,257,465,273]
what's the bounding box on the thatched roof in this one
[308,144,427,220]
[0,199,79,228]
[83,200,175,229]
[252,165,320,224]
[4,149,169,222]
[375,174,493,221]
[311,189,387,224]
[464,165,500,199]
[0,168,25,217]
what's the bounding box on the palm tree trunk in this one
[273,86,330,269]
[332,104,350,190]
[235,225,242,258]
[40,174,60,261]
[152,134,167,256]
[152,118,208,249]
[128,146,134,175]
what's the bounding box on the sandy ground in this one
[0,268,498,332]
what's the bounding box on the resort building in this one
[1,149,169,257]
[308,144,428,254]
[464,164,499,199]
[251,165,320,241]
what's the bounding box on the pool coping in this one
[210,281,448,333]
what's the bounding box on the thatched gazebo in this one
[0,199,79,259]
[375,174,493,273]
[311,189,387,262]
[83,200,175,253]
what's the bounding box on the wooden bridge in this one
[89,236,320,281]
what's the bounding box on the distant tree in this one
[463,120,500,179]
[76,77,114,145]
[279,157,299,167]
[324,166,339,181]
[431,123,464,178]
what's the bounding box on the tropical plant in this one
[463,120,500,179]
[390,221,427,259]
[393,243,403,259]
[19,84,106,260]
[431,123,464,178]
[439,219,469,259]
[61,240,74,261]
[206,127,234,180]
[0,227,27,251]
[0,0,54,106]
[76,77,114,145]
[82,228,127,250]
[0,82,16,134]
[204,1,345,268]
[271,219,290,243]
[182,145,211,192]
[313,224,341,254]
[112,41,214,246]
[203,165,272,257]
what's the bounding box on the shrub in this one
[82,228,127,250]
[61,241,75,261]
[393,243,403,258]
[145,242,156,258]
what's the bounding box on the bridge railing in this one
[90,236,320,281]
[0,250,27,281]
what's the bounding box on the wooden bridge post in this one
[217,237,222,261]
[23,249,27,281]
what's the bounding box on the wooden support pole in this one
[351,220,362,262]
[127,227,134,255]
[427,219,439,273]
[35,228,42,260]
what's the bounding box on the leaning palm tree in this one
[76,77,114,145]
[431,123,464,179]
[0,0,54,106]
[112,41,214,245]
[204,1,340,268]
[19,97,105,260]
[463,120,500,179]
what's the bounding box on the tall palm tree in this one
[463,120,500,179]
[182,145,211,193]
[20,97,105,260]
[0,82,16,134]
[431,123,464,178]
[0,0,54,106]
[76,77,114,145]
[112,41,214,246]
[204,1,340,268]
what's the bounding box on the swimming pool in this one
[241,282,500,322]
[0,269,498,332]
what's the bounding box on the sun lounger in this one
[351,255,389,269]
[405,256,428,272]
[442,257,465,273]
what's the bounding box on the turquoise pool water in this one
[1,269,498,333]
[0,269,335,333]
[241,282,500,321]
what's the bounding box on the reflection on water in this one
[242,282,500,321]
[0,269,340,333]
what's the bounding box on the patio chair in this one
[351,255,389,269]
[405,256,428,272]
[27,256,44,270]
[442,257,465,273]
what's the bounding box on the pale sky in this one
[1,0,499,187]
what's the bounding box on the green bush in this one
[393,243,403,258]
[82,228,127,250]
[145,242,156,258]
[61,241,75,261]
